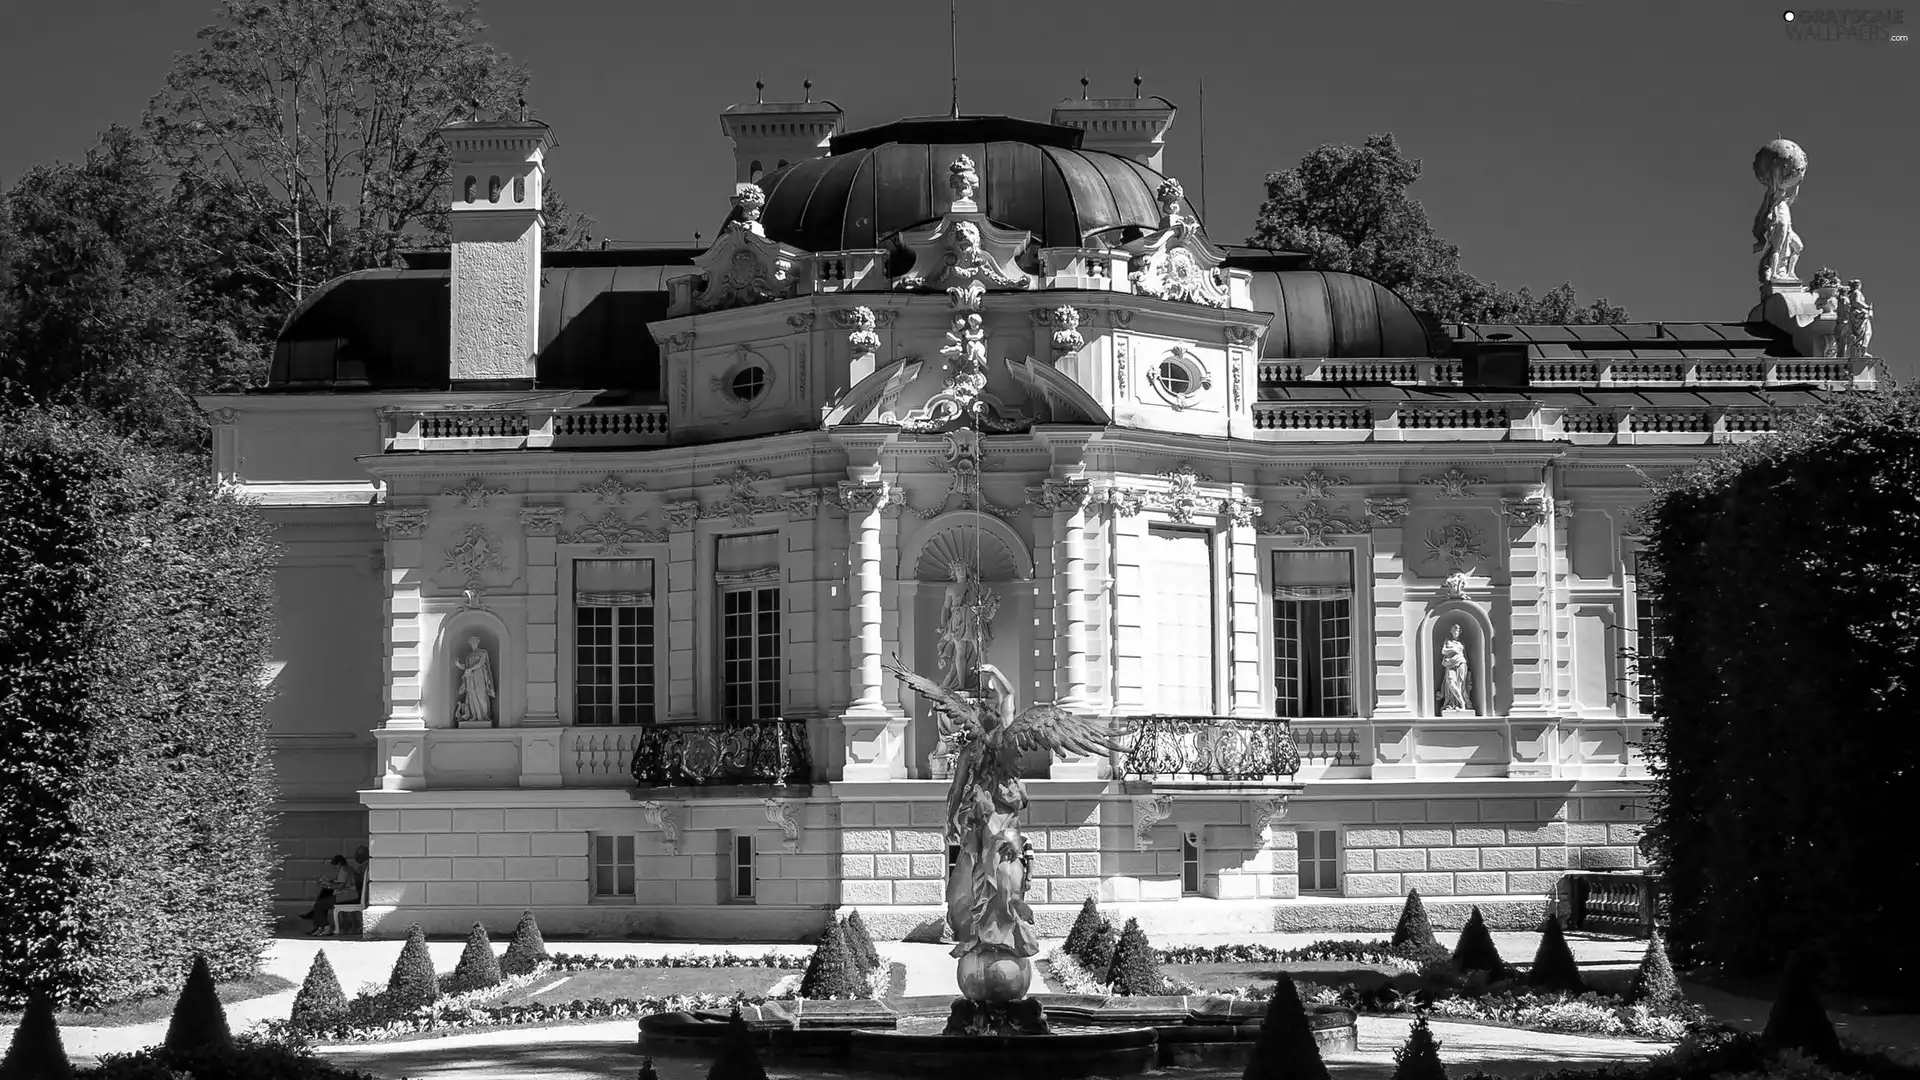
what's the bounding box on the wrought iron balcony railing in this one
[1121,715,1301,783]
[628,718,810,788]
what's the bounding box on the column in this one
[665,505,698,720]
[1225,494,1264,717]
[837,478,905,781]
[1044,479,1099,779]
[374,507,430,792]
[1365,497,1413,718]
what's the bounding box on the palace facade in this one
[199,95,1875,940]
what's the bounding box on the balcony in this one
[1257,356,1865,390]
[626,719,811,789]
[1120,716,1302,791]
[382,405,670,452]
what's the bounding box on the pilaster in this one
[520,505,563,725]
[1365,497,1412,719]
[667,519,697,720]
[376,507,430,792]
[1224,493,1263,717]
[1037,478,1098,779]
[1504,491,1553,711]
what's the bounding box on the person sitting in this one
[306,855,360,937]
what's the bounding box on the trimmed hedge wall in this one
[1636,386,1920,992]
[0,407,279,1007]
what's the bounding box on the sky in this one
[1,0,1914,376]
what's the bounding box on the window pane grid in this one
[1273,552,1357,719]
[593,834,635,897]
[1297,830,1340,892]
[722,587,782,723]
[575,602,654,725]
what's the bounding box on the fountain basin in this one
[849,1020,1156,1079]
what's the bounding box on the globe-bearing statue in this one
[885,655,1132,1036]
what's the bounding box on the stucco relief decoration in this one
[1424,514,1487,600]
[893,162,1032,294]
[1025,477,1091,516]
[689,188,803,313]
[1503,496,1551,532]
[1286,470,1349,500]
[1223,325,1259,348]
[844,306,883,361]
[1049,305,1084,355]
[1251,796,1290,836]
[581,475,644,505]
[375,507,430,539]
[703,465,795,526]
[519,505,566,537]
[637,801,682,856]
[776,488,824,518]
[661,501,703,532]
[1125,178,1230,308]
[1133,795,1175,852]
[1259,502,1370,547]
[440,478,508,509]
[762,799,802,854]
[903,428,1022,520]
[1220,496,1258,528]
[205,407,239,426]
[1100,486,1148,518]
[1156,464,1213,524]
[1421,468,1488,498]
[665,332,696,352]
[1365,496,1412,527]
[444,524,506,587]
[786,311,815,332]
[834,479,892,514]
[559,509,667,557]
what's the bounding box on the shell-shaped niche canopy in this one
[911,513,1030,583]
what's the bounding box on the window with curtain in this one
[1273,549,1356,718]
[1630,553,1666,714]
[717,533,782,723]
[574,559,655,725]
[1146,527,1216,713]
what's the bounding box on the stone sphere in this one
[1753,139,1808,186]
[956,949,1033,1002]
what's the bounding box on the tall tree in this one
[144,0,593,309]
[1249,133,1627,325]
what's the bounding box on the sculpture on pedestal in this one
[452,636,496,727]
[884,655,1129,1036]
[1752,139,1808,285]
[1437,624,1473,716]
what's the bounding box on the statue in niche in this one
[937,561,999,691]
[1437,623,1473,716]
[1752,139,1807,284]
[452,635,497,727]
[885,654,1130,1034]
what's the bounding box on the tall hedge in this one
[0,407,278,1007]
[1636,387,1920,992]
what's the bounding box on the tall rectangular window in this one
[592,834,635,898]
[1181,832,1203,895]
[717,534,783,723]
[731,832,757,901]
[1631,554,1666,714]
[1297,829,1340,893]
[1146,527,1216,713]
[1273,550,1356,718]
[574,559,656,725]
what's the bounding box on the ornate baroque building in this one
[200,97,1875,939]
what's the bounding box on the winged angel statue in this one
[885,655,1132,1022]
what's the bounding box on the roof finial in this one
[694,230,703,246]
[804,78,813,103]
[949,0,961,119]
[1081,74,1089,100]
[755,79,764,104]
[467,96,481,122]
[516,95,527,123]
[1134,72,1143,99]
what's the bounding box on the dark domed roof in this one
[1246,271,1438,360]
[755,116,1192,253]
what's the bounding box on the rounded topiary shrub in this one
[1761,949,1840,1061]
[1391,890,1439,951]
[446,922,503,994]
[289,950,348,1034]
[386,924,438,1010]
[842,911,881,973]
[0,992,72,1080]
[162,955,232,1056]
[1526,915,1586,993]
[1104,918,1161,996]
[707,1006,768,1080]
[1243,971,1330,1080]
[798,921,861,1000]
[500,910,549,977]
[1062,897,1104,965]
[1391,1014,1447,1080]
[1629,930,1685,1011]
[1449,906,1510,978]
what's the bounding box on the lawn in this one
[499,966,789,1005]
[0,974,296,1028]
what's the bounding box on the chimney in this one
[1050,89,1176,171]
[439,120,554,387]
[720,91,845,184]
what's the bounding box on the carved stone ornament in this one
[762,798,802,854]
[1752,138,1807,285]
[1259,502,1370,547]
[1158,464,1213,524]
[665,331,696,352]
[1220,496,1258,529]
[776,488,824,517]
[832,306,898,330]
[1421,468,1489,498]
[786,311,815,332]
[948,154,980,206]
[893,212,1032,293]
[1025,478,1091,515]
[1365,496,1412,527]
[699,465,800,526]
[519,505,566,537]
[661,500,702,532]
[375,507,431,539]
[559,509,667,556]
[1286,470,1349,500]
[205,407,240,426]
[729,182,767,237]
[1442,570,1471,599]
[835,479,893,513]
[688,224,805,313]
[581,475,644,505]
[1102,486,1149,518]
[843,305,882,359]
[637,801,682,856]
[1133,795,1176,852]
[1223,325,1259,348]
[1251,796,1290,835]
[1424,513,1488,572]
[1123,178,1230,308]
[900,428,1021,520]
[441,478,509,509]
[1050,305,1084,354]
[1503,496,1551,531]
[444,524,506,586]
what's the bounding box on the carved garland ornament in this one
[1025,478,1092,514]
[375,507,430,539]
[834,479,892,514]
[1285,470,1349,500]
[560,509,667,557]
[1422,468,1489,498]
[581,475,644,505]
[1365,496,1411,527]
[441,478,508,509]
[519,505,566,537]
[1258,502,1371,547]
[1159,464,1212,524]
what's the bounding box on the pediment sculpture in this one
[894,157,1034,293]
[686,184,807,313]
[1123,178,1230,308]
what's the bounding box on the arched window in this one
[513,175,525,203]
[463,176,477,203]
[748,159,764,183]
[487,175,502,203]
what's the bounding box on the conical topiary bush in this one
[289,950,349,1034]
[799,920,862,1000]
[1449,906,1510,978]
[500,909,550,976]
[1628,931,1685,1011]
[0,993,73,1080]
[1063,896,1104,966]
[162,955,233,1056]
[1242,971,1331,1080]
[386,924,439,1010]
[1081,918,1119,978]
[1392,890,1439,950]
[843,910,881,972]
[707,1005,769,1080]
[1104,918,1162,996]
[637,1056,661,1080]
[1526,915,1586,993]
[1761,949,1840,1061]
[446,922,504,994]
[1391,1014,1447,1080]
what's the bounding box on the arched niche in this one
[1417,600,1496,718]
[900,510,1034,583]
[425,607,519,729]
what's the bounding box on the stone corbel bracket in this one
[763,798,802,854]
[1132,794,1176,852]
[1251,796,1290,837]
[637,800,682,856]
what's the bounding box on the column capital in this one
[834,478,893,513]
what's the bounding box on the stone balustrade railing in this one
[1251,400,1789,442]
[383,405,671,452]
[1259,356,1868,390]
